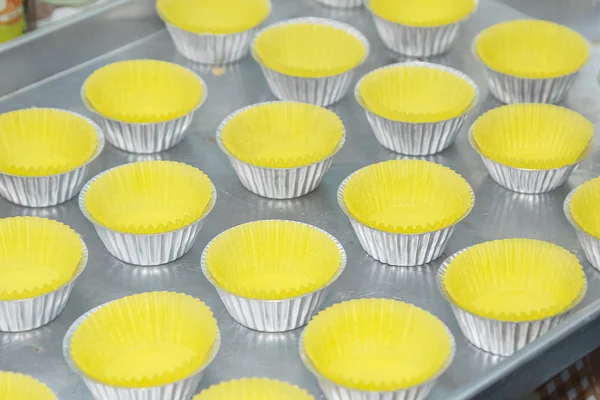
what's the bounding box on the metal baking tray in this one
[2,0,600,399]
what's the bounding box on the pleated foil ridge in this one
[371,16,460,57]
[365,111,467,156]
[260,66,356,107]
[349,218,454,266]
[316,0,364,8]
[0,282,75,332]
[483,67,578,104]
[95,112,194,154]
[0,165,90,207]
[315,377,437,400]
[166,23,257,65]
[450,303,567,357]
[228,156,334,199]
[82,373,204,400]
[216,286,331,332]
[93,220,204,266]
[480,156,577,194]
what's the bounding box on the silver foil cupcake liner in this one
[356,62,479,156]
[298,319,456,400]
[216,103,346,199]
[337,173,474,266]
[78,166,217,266]
[81,75,207,154]
[437,248,586,356]
[469,128,589,194]
[62,300,221,400]
[0,112,105,207]
[564,187,600,271]
[163,23,260,65]
[368,0,478,57]
[252,17,370,107]
[0,238,88,332]
[200,221,347,332]
[316,0,364,9]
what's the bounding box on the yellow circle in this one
[570,176,600,239]
[475,20,589,78]
[370,0,476,27]
[0,372,55,400]
[443,239,586,321]
[193,378,314,400]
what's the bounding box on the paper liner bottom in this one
[94,110,195,154]
[371,15,460,57]
[259,65,356,107]
[364,109,468,156]
[483,67,578,104]
[227,154,334,199]
[166,23,257,65]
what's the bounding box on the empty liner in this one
[339,159,473,266]
[219,101,344,168]
[0,216,83,300]
[566,177,600,271]
[470,104,593,193]
[355,62,478,155]
[252,17,369,106]
[84,60,204,124]
[68,292,219,388]
[202,220,346,331]
[193,378,314,400]
[0,371,56,400]
[439,239,586,355]
[300,298,454,398]
[474,20,589,103]
[0,108,99,177]
[83,161,213,235]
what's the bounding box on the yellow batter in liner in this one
[0,372,56,400]
[193,378,314,400]
[570,176,600,239]
[369,0,476,27]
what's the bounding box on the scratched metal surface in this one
[2,0,600,399]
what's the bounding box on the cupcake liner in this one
[367,0,478,57]
[438,240,587,356]
[316,0,364,8]
[565,182,600,271]
[473,20,589,104]
[299,299,455,400]
[469,129,590,194]
[81,62,207,154]
[355,62,479,155]
[252,17,370,107]
[0,235,88,332]
[193,378,313,400]
[338,160,474,266]
[63,293,220,400]
[217,105,345,199]
[0,371,56,399]
[201,221,346,332]
[0,110,105,207]
[79,162,217,265]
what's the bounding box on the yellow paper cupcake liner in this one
[0,217,83,301]
[220,102,345,168]
[70,292,218,388]
[0,108,99,177]
[253,20,368,78]
[303,298,453,391]
[83,60,204,123]
[343,160,473,234]
[83,161,214,234]
[193,378,314,400]
[369,0,476,27]
[157,0,270,34]
[569,176,600,238]
[204,220,342,300]
[0,371,56,400]
[471,104,593,169]
[357,64,477,123]
[442,239,586,322]
[475,19,589,79]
